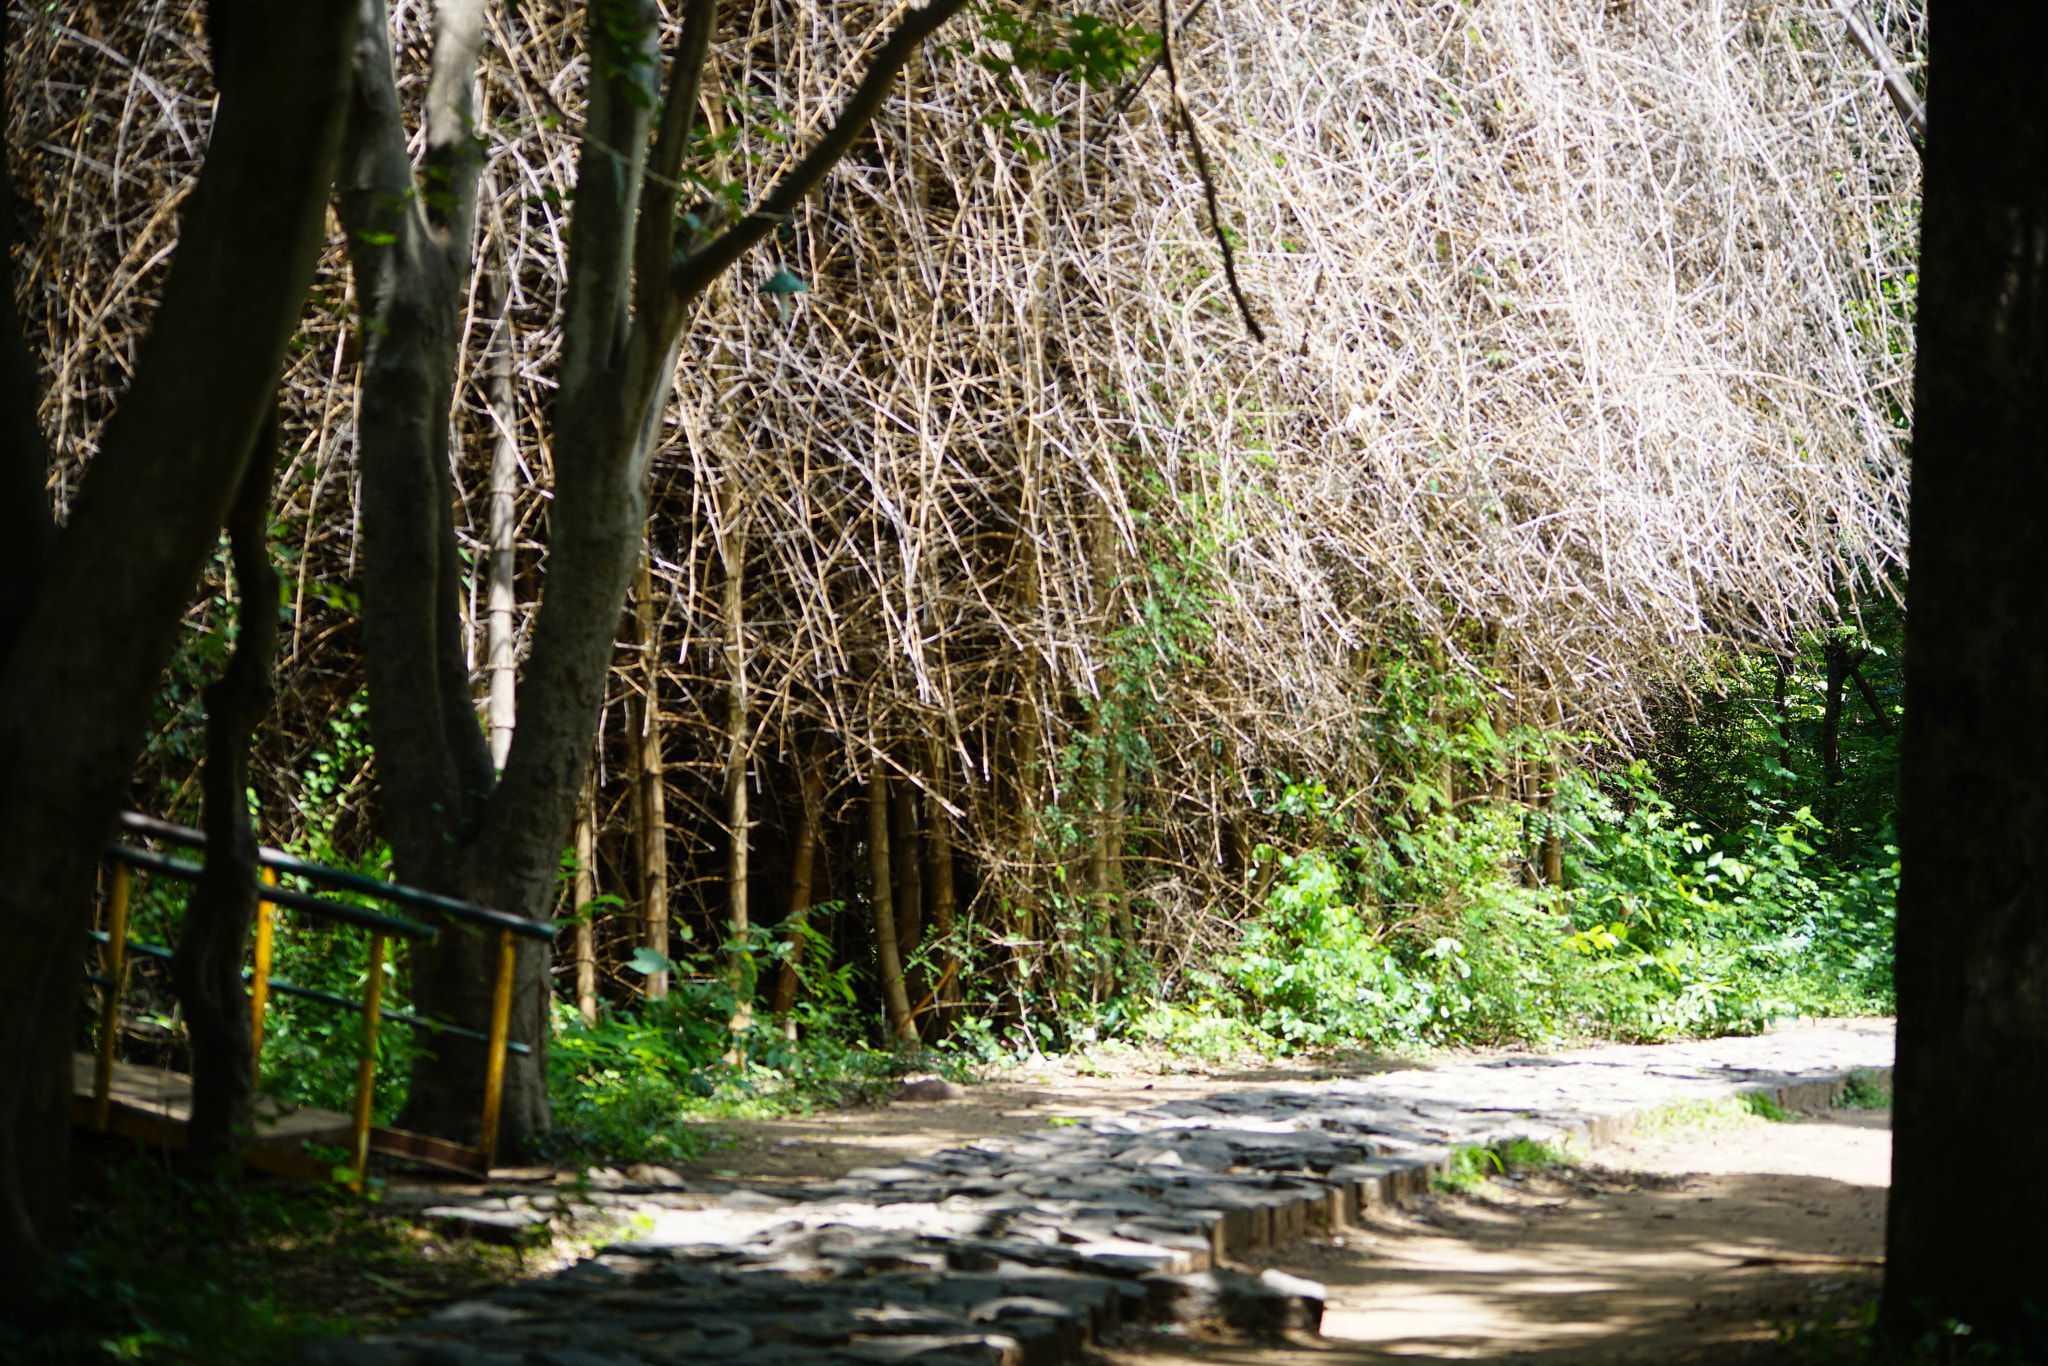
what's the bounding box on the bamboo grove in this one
[11,0,1920,1048]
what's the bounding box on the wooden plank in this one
[70,1052,354,1177]
[368,1126,488,1176]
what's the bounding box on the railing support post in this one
[477,928,516,1170]
[349,931,387,1190]
[93,863,132,1129]
[250,866,276,1084]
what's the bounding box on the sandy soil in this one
[1127,1106,1890,1365]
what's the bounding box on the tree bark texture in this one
[335,0,967,1150]
[0,0,353,1288]
[170,409,281,1171]
[1882,1,2048,1345]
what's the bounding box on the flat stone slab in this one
[305,1021,1893,1366]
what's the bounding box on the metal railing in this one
[88,812,556,1183]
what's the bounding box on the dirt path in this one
[648,1067,1420,1185]
[1133,1105,1890,1364]
[345,1030,1894,1364]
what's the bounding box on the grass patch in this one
[1627,1089,1796,1137]
[1741,1090,1796,1122]
[1434,1135,1572,1193]
[1835,1068,1889,1109]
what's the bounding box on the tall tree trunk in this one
[1882,3,2048,1347]
[171,409,281,1171]
[631,548,669,998]
[891,771,924,1013]
[0,0,353,1287]
[769,747,826,1022]
[868,769,915,1043]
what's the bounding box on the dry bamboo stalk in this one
[632,549,670,1000]
[721,490,751,1049]
[572,777,599,1024]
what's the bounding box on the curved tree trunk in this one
[0,0,353,1289]
[171,407,281,1172]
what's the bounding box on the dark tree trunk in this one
[891,775,924,1007]
[1882,1,2048,1347]
[868,771,915,1043]
[770,749,826,1018]
[0,112,55,660]
[171,409,281,1171]
[0,0,353,1290]
[921,749,960,1032]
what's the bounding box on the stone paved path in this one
[304,1020,1893,1366]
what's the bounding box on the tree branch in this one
[422,0,490,264]
[666,0,973,321]
[1158,0,1263,342]
[633,0,717,324]
[1848,657,1895,735]
[560,0,660,390]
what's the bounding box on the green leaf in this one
[627,945,677,976]
[761,268,810,297]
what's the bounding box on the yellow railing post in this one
[92,863,132,1129]
[477,929,516,1170]
[249,866,276,1084]
[349,931,387,1191]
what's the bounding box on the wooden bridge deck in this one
[71,1052,353,1180]
[70,1053,489,1179]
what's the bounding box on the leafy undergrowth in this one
[5,1148,535,1365]
[544,988,973,1168]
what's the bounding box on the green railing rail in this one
[89,812,555,1184]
